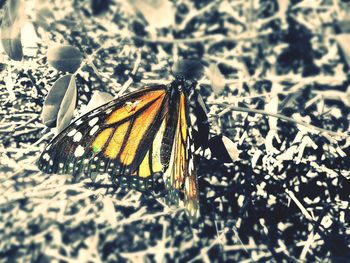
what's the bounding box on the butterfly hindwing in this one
[163,92,199,218]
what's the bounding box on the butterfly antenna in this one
[167,58,174,76]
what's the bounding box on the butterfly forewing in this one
[39,86,168,183]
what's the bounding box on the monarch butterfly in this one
[38,74,208,219]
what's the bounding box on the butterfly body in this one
[38,77,203,218]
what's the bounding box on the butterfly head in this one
[172,75,197,96]
[171,59,203,97]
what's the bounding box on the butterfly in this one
[38,75,209,219]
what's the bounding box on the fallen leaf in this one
[208,63,225,95]
[56,75,77,133]
[47,45,83,73]
[81,91,114,115]
[1,0,24,61]
[41,74,77,131]
[1,37,22,61]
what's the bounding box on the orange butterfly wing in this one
[39,86,169,190]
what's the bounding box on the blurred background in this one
[1,0,350,262]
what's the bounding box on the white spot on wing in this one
[188,158,194,172]
[190,114,197,125]
[73,132,83,142]
[90,125,99,136]
[75,119,83,125]
[68,129,77,137]
[89,117,99,127]
[190,144,195,152]
[188,127,193,139]
[74,145,85,157]
[88,110,98,117]
[43,153,50,161]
